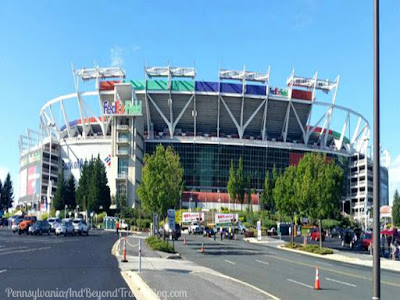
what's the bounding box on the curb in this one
[155,251,182,259]
[121,271,160,300]
[277,245,400,273]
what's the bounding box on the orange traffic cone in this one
[200,242,204,253]
[314,266,320,290]
[184,236,187,245]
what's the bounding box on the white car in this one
[72,219,89,235]
[55,220,75,236]
[189,221,203,235]
[48,218,61,233]
[119,219,129,230]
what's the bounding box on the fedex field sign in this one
[103,100,142,116]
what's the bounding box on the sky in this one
[0,0,399,205]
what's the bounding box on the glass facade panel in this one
[145,142,349,193]
[118,158,129,176]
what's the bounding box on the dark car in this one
[342,228,357,249]
[0,217,8,226]
[330,226,344,238]
[28,220,51,235]
[203,227,215,237]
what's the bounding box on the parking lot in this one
[0,227,135,300]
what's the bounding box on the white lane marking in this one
[220,249,228,252]
[0,269,7,274]
[287,279,314,289]
[224,259,236,265]
[326,277,357,287]
[0,246,28,252]
[256,259,269,265]
[0,247,50,256]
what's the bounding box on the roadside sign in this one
[167,209,175,232]
[215,213,238,227]
[182,212,204,226]
[257,220,261,241]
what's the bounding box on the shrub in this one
[146,236,175,253]
[97,211,107,224]
[284,242,333,255]
[137,218,151,228]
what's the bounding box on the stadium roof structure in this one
[34,65,370,156]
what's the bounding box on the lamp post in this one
[64,204,68,219]
[372,0,381,298]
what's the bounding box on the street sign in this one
[257,220,262,241]
[167,209,175,233]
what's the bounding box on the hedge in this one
[146,236,175,253]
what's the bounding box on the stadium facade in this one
[18,66,389,225]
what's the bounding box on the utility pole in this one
[372,0,381,298]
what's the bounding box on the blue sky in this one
[0,0,399,204]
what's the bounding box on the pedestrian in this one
[214,228,216,241]
[229,226,232,240]
[220,226,223,241]
[116,220,120,235]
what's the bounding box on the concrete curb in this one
[121,271,160,300]
[155,251,182,259]
[277,245,400,273]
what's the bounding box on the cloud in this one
[0,167,8,182]
[110,46,124,67]
[389,154,400,205]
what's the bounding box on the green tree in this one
[76,160,91,211]
[274,165,299,244]
[1,173,14,211]
[393,190,400,227]
[236,157,245,211]
[53,171,66,211]
[246,176,252,210]
[65,174,76,208]
[137,145,183,219]
[227,160,237,208]
[296,153,343,249]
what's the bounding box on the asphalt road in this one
[0,228,135,300]
[172,233,400,300]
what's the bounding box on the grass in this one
[284,242,334,255]
[146,236,176,253]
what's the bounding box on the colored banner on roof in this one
[103,100,142,116]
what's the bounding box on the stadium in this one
[18,65,389,225]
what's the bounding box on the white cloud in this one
[110,46,124,67]
[0,167,8,182]
[389,154,400,205]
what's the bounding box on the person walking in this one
[220,226,223,241]
[116,220,120,235]
[229,226,232,240]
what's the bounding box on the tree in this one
[65,174,76,208]
[137,145,183,219]
[236,157,245,211]
[53,171,66,211]
[296,153,343,249]
[246,176,252,210]
[1,173,14,211]
[274,165,299,244]
[227,160,237,208]
[76,160,90,211]
[393,190,400,227]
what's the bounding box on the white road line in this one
[0,246,28,252]
[256,259,269,265]
[0,247,50,256]
[326,277,357,287]
[0,269,7,274]
[224,259,236,265]
[287,279,314,289]
[220,249,228,252]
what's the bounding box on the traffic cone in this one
[184,236,187,245]
[121,237,128,263]
[200,242,204,253]
[314,266,320,290]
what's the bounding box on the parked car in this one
[203,227,215,237]
[342,228,357,248]
[9,213,25,225]
[0,217,8,226]
[28,220,51,235]
[55,220,75,236]
[18,216,37,234]
[119,219,129,230]
[48,218,61,233]
[329,226,344,239]
[189,221,203,235]
[361,231,373,251]
[11,217,23,233]
[238,222,248,234]
[72,219,89,235]
[310,227,326,241]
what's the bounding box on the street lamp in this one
[64,204,68,219]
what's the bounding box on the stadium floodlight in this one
[75,66,126,81]
[219,69,270,83]
[288,75,339,94]
[144,66,196,79]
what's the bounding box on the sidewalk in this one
[245,237,400,273]
[114,235,279,300]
